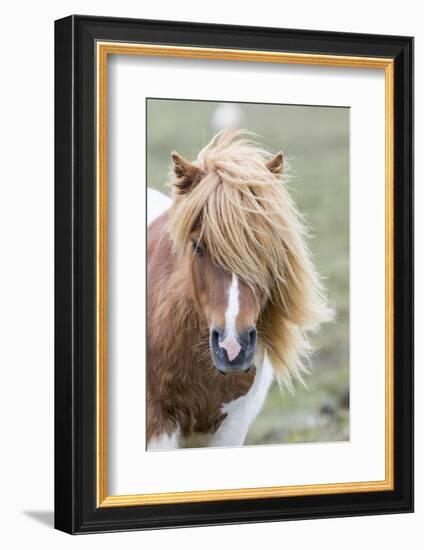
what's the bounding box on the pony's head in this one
[167,130,332,387]
[184,230,263,375]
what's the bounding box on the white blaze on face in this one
[219,273,241,362]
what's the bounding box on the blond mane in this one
[167,130,332,391]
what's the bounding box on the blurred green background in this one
[147,99,349,445]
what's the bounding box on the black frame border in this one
[54,15,414,534]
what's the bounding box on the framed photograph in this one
[54,15,413,534]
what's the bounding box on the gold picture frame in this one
[96,42,394,508]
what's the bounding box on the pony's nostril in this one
[248,327,257,347]
[211,328,220,347]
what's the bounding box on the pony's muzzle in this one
[210,326,256,374]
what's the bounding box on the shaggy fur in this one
[147,212,256,441]
[167,130,332,391]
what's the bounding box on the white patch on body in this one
[148,430,179,451]
[147,188,172,225]
[219,273,241,361]
[210,352,274,447]
[153,353,274,450]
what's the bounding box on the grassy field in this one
[147,99,349,445]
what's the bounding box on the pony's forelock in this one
[167,129,332,391]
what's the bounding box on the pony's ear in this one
[266,152,284,175]
[171,152,201,194]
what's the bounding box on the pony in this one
[147,130,331,450]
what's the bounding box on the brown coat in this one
[147,213,254,442]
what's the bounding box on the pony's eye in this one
[191,240,204,257]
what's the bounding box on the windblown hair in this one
[167,130,332,391]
